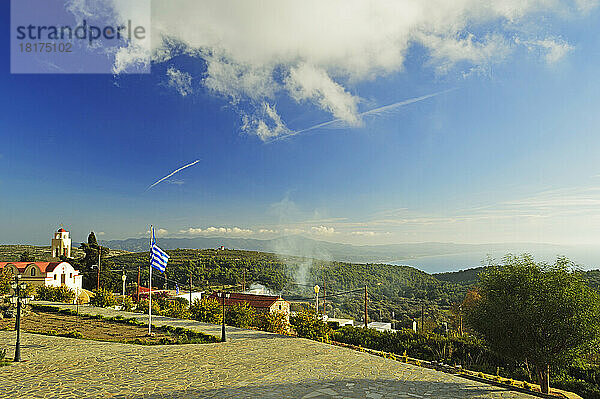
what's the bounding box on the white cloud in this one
[247,103,291,141]
[99,0,594,139]
[258,229,278,234]
[285,63,360,126]
[166,67,193,96]
[516,36,574,64]
[179,226,254,236]
[350,231,378,237]
[204,54,276,102]
[145,228,169,237]
[418,33,512,74]
[311,225,336,235]
[97,231,106,236]
[537,39,573,64]
[283,228,305,235]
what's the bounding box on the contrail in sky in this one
[147,159,201,190]
[266,88,456,143]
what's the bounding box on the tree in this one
[258,311,289,334]
[19,250,35,262]
[0,268,13,295]
[89,288,117,307]
[290,307,331,341]
[225,302,256,328]
[190,298,222,324]
[78,231,111,290]
[465,254,600,393]
[162,298,190,319]
[35,285,75,303]
[87,231,98,246]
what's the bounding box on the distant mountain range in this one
[100,235,574,273]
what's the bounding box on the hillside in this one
[433,266,489,287]
[434,265,600,294]
[101,235,567,269]
[0,245,130,262]
[106,248,468,325]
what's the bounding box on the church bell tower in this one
[51,227,71,260]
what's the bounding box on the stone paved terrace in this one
[0,302,542,399]
[32,301,277,341]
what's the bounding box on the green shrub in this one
[190,298,222,324]
[63,331,84,339]
[553,379,600,399]
[330,326,504,369]
[136,298,161,315]
[225,302,256,328]
[35,285,75,303]
[120,295,134,312]
[258,311,289,334]
[290,307,331,341]
[89,288,117,308]
[162,300,190,319]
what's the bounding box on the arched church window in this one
[31,268,35,276]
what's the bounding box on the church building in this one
[51,228,72,259]
[0,228,82,292]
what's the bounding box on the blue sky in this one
[2,0,600,247]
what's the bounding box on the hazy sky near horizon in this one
[2,1,600,246]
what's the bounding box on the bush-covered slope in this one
[107,248,467,324]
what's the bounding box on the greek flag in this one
[150,227,169,273]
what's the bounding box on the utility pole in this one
[189,271,192,308]
[242,268,246,292]
[97,246,101,290]
[364,285,368,329]
[421,304,425,333]
[322,279,326,319]
[459,304,463,336]
[137,263,141,302]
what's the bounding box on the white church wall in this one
[45,262,82,291]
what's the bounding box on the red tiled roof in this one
[0,262,75,274]
[207,292,285,308]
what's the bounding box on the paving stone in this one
[0,302,542,399]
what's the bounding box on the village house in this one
[0,228,82,293]
[208,292,291,324]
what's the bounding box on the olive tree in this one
[465,254,600,393]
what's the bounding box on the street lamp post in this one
[314,285,320,315]
[121,270,127,298]
[10,274,30,362]
[217,291,230,342]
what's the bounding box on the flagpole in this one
[148,225,153,335]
